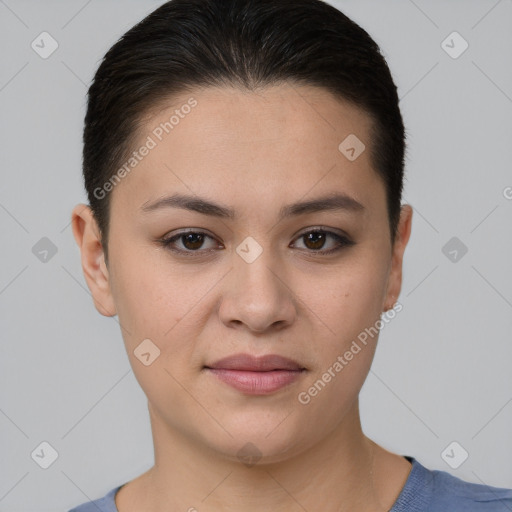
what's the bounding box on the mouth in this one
[204,353,306,395]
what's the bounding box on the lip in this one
[204,353,306,395]
[206,353,305,371]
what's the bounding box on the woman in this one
[69,0,512,510]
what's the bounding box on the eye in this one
[158,230,221,256]
[291,228,354,254]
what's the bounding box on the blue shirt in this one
[68,456,512,511]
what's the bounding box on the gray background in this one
[0,0,511,510]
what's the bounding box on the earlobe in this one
[71,204,117,317]
[383,204,413,312]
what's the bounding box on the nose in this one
[218,242,297,334]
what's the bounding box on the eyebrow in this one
[140,192,365,220]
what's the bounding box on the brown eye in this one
[292,229,354,254]
[303,231,327,250]
[180,232,206,250]
[159,230,220,255]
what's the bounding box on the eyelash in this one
[157,227,355,257]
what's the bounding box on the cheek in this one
[108,253,202,399]
[305,253,389,345]
[296,259,387,418]
[109,244,219,364]
[108,243,183,345]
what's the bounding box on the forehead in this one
[146,83,372,155]
[109,83,385,221]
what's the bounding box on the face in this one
[72,83,412,463]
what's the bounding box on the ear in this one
[383,204,413,312]
[71,204,117,317]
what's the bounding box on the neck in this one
[139,399,390,512]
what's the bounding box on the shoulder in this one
[392,456,512,512]
[67,484,124,512]
[429,466,512,511]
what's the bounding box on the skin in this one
[72,83,413,512]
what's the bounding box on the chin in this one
[202,420,313,466]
